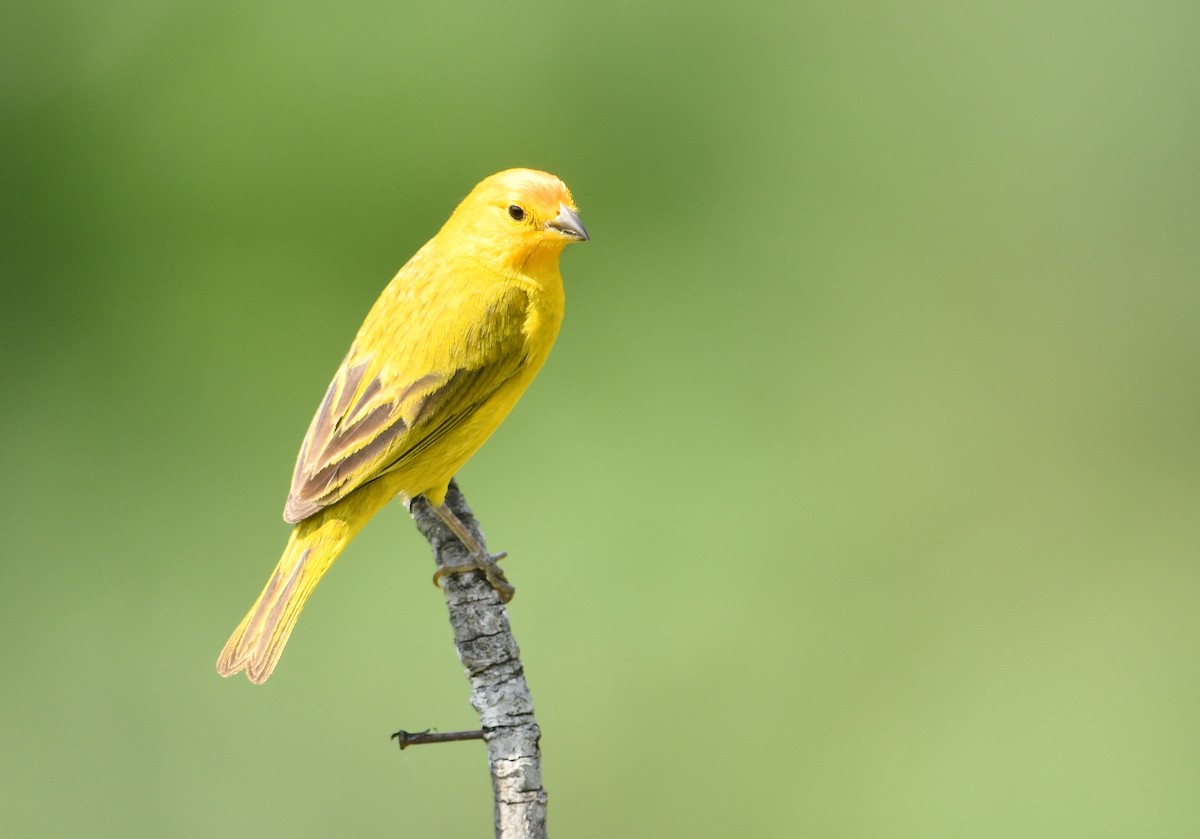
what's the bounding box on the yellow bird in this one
[217,168,588,684]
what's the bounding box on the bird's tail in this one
[216,495,380,684]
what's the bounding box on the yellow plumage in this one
[217,168,588,684]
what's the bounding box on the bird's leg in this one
[429,502,515,602]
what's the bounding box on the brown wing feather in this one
[283,286,532,523]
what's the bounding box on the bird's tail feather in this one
[216,506,362,684]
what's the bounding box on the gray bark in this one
[408,480,548,839]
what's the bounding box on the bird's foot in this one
[432,550,515,602]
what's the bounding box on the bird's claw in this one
[432,551,515,602]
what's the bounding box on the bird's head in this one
[439,168,589,276]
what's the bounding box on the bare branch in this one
[391,728,485,749]
[408,480,548,839]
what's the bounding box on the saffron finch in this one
[217,168,588,684]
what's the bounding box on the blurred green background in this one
[3,0,1198,836]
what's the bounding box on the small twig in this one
[391,728,486,750]
[407,480,548,839]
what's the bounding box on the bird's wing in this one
[283,284,532,523]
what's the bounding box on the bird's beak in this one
[546,204,589,241]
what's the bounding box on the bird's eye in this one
[507,205,526,222]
